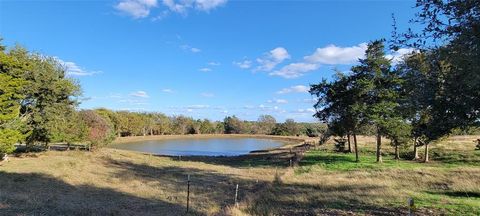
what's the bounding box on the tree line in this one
[310,0,479,162]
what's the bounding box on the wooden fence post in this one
[407,197,415,216]
[186,174,190,214]
[234,184,239,207]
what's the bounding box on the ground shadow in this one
[0,172,200,216]
[299,152,357,166]
[427,191,480,198]
[101,157,408,215]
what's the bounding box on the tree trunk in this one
[376,129,382,163]
[347,133,352,153]
[394,142,400,160]
[413,137,419,160]
[424,143,429,163]
[353,133,359,162]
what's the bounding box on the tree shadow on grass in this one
[101,157,408,215]
[102,157,264,213]
[0,172,200,216]
[163,152,292,168]
[244,182,409,216]
[299,153,357,166]
[427,191,480,198]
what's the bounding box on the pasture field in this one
[0,135,479,215]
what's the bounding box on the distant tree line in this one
[310,0,479,162]
[71,110,327,138]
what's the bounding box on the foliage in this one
[223,115,245,134]
[271,119,300,136]
[257,115,277,134]
[0,129,23,155]
[79,110,115,148]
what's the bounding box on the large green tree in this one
[350,40,403,163]
[3,46,81,150]
[394,0,480,161]
[310,71,363,161]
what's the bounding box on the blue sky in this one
[0,0,417,122]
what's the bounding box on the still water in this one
[109,138,284,156]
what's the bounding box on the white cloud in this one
[304,43,367,65]
[161,88,174,93]
[269,63,319,79]
[301,98,318,103]
[233,60,252,69]
[208,61,220,66]
[109,93,122,98]
[162,0,227,15]
[151,10,170,21]
[200,92,214,97]
[130,90,149,98]
[277,85,309,94]
[256,47,290,71]
[180,44,201,53]
[267,99,288,104]
[187,105,210,109]
[57,59,101,76]
[386,48,418,64]
[292,108,316,114]
[191,47,201,53]
[115,0,158,18]
[199,67,212,72]
[195,0,227,11]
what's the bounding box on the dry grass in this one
[0,135,479,215]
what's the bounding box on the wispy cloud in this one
[129,90,149,98]
[269,62,318,79]
[163,0,227,15]
[56,58,102,76]
[300,98,318,104]
[233,60,252,69]
[116,0,227,19]
[161,88,174,93]
[186,105,210,109]
[276,85,310,94]
[200,92,215,97]
[267,99,288,104]
[181,44,201,53]
[255,47,290,71]
[199,67,212,72]
[291,108,315,114]
[208,61,221,66]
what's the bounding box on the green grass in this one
[293,148,480,215]
[411,191,480,216]
[299,150,424,171]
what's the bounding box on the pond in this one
[109,138,285,156]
